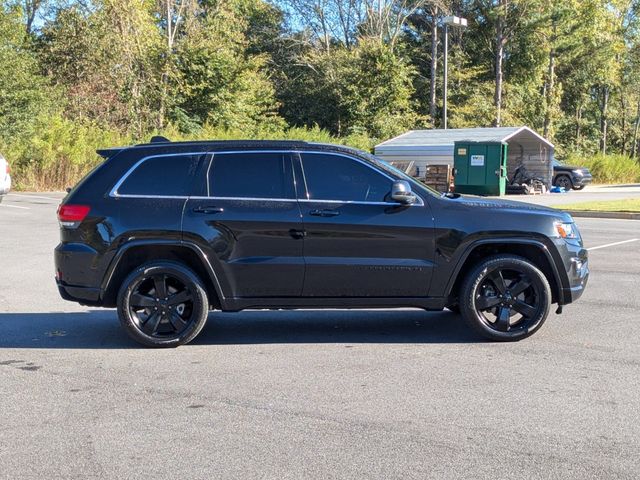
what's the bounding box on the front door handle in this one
[309,209,340,217]
[192,206,224,214]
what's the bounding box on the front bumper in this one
[552,238,589,304]
[572,174,593,188]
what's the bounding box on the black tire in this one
[459,255,552,341]
[554,174,573,190]
[117,261,209,347]
[573,184,586,190]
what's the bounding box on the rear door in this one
[182,151,304,298]
[295,151,435,297]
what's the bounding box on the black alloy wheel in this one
[117,261,209,347]
[460,255,551,341]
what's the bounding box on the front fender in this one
[436,236,567,305]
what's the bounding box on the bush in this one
[563,153,640,184]
[1,116,131,191]
[1,118,376,191]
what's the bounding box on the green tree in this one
[0,5,55,141]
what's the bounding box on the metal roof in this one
[376,127,554,149]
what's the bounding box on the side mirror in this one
[390,180,417,205]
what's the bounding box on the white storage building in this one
[374,127,555,187]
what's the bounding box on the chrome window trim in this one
[189,196,298,202]
[109,151,206,198]
[296,150,425,207]
[109,148,424,207]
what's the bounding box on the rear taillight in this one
[4,162,9,174]
[57,204,90,227]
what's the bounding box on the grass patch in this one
[555,198,640,213]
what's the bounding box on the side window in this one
[209,152,295,199]
[301,153,392,202]
[117,154,202,196]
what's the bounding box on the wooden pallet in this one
[423,164,453,193]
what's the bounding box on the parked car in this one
[0,154,11,202]
[55,139,589,347]
[552,159,593,190]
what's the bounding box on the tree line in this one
[1,0,639,188]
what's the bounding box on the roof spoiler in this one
[96,136,170,159]
[96,147,125,159]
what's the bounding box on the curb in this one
[564,210,640,220]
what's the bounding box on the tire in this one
[573,185,586,190]
[554,174,573,190]
[117,261,209,347]
[459,255,552,341]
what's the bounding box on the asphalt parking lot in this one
[1,192,639,479]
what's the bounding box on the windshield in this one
[360,152,441,198]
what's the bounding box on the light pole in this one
[442,15,467,130]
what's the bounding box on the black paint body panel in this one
[54,140,588,311]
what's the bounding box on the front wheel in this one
[554,175,573,190]
[459,255,552,341]
[117,261,209,347]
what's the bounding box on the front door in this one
[182,151,304,298]
[295,152,435,297]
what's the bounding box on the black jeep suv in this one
[55,139,589,347]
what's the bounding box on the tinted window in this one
[301,153,391,202]
[118,154,202,196]
[209,152,294,199]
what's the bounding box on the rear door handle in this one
[192,206,224,214]
[309,209,340,217]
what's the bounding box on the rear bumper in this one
[0,174,11,194]
[56,281,103,306]
[55,242,105,306]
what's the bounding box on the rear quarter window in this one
[116,154,205,196]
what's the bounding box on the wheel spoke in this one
[476,295,501,310]
[168,312,188,332]
[130,293,156,308]
[495,306,511,331]
[142,312,162,335]
[510,276,532,297]
[512,299,537,319]
[152,275,167,299]
[487,270,507,294]
[167,290,192,306]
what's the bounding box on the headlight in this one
[555,221,578,239]
[572,169,584,177]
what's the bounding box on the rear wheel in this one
[554,174,573,190]
[459,255,551,341]
[117,261,209,347]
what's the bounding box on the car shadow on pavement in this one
[0,309,482,349]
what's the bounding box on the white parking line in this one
[0,203,30,210]
[6,193,61,201]
[588,238,639,251]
